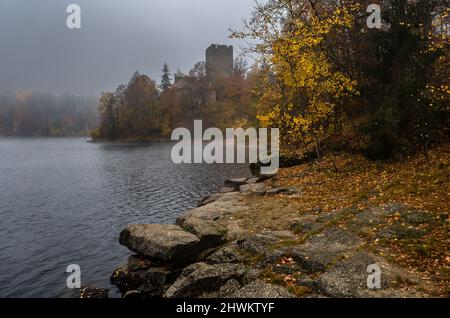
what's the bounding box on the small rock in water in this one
[80,286,109,298]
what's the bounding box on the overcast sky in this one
[0,0,256,95]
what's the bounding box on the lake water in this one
[0,138,251,297]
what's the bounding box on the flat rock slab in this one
[313,251,429,298]
[239,183,268,195]
[228,280,294,298]
[288,228,364,273]
[119,224,200,263]
[197,193,222,207]
[236,231,297,268]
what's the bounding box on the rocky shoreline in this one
[107,177,298,298]
[81,174,439,298]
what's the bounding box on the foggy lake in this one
[0,137,251,297]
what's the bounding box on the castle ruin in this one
[206,44,233,78]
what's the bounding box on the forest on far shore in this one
[0,92,98,137]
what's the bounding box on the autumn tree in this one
[232,0,448,159]
[96,92,118,139]
[232,0,360,157]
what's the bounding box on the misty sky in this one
[0,0,256,95]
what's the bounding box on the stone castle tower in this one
[206,44,233,78]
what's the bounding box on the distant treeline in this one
[0,92,98,137]
[92,60,255,141]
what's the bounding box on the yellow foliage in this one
[254,3,359,149]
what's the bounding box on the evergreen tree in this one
[159,63,172,91]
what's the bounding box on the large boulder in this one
[180,217,227,247]
[165,262,247,298]
[119,224,201,264]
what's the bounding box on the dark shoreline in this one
[89,135,171,144]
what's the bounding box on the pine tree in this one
[160,63,172,91]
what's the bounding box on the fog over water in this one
[0,0,255,95]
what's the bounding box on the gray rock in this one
[176,192,246,241]
[290,219,324,235]
[110,262,172,296]
[119,224,201,263]
[197,193,222,207]
[314,252,378,297]
[402,210,434,225]
[238,231,296,267]
[241,267,262,285]
[181,217,227,248]
[165,262,247,298]
[348,205,398,232]
[379,224,428,240]
[111,264,146,294]
[216,279,242,297]
[238,231,296,257]
[239,183,267,194]
[266,187,297,195]
[246,178,260,184]
[127,255,156,271]
[311,251,428,298]
[206,243,245,264]
[228,280,295,298]
[224,178,248,191]
[111,259,182,297]
[289,228,363,273]
[220,187,236,193]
